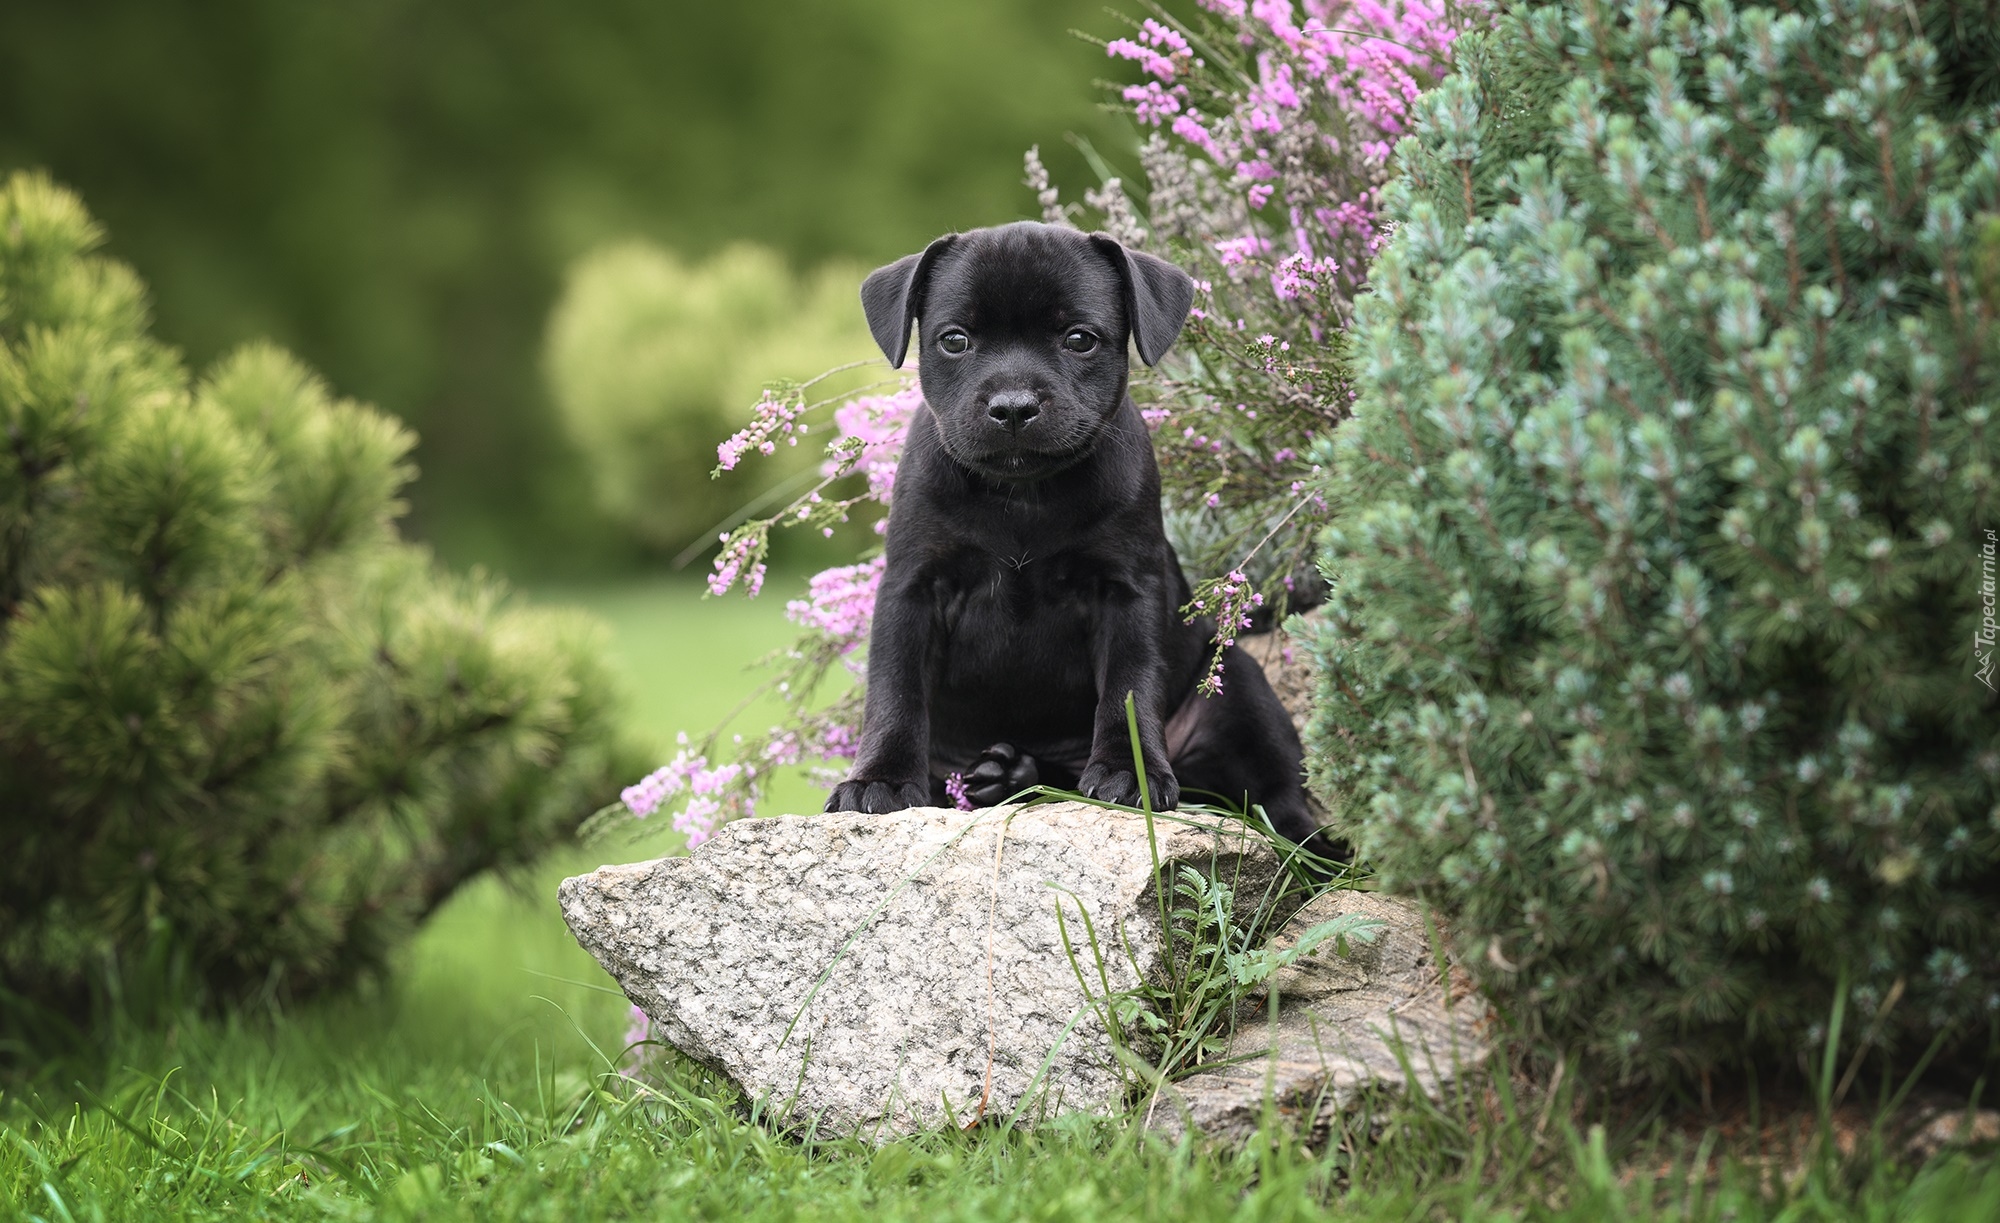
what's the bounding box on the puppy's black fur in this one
[826,222,1322,850]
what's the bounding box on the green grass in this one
[558,578,797,751]
[3,579,1996,1221]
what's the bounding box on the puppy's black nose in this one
[986,389,1041,433]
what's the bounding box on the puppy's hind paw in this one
[966,742,1040,806]
[1076,762,1180,812]
[824,778,931,815]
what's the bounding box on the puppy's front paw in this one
[1077,762,1180,811]
[965,742,1040,806]
[824,778,931,814]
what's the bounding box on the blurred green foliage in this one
[0,0,1159,577]
[544,242,878,559]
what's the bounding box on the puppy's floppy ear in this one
[860,234,958,368]
[1088,233,1195,366]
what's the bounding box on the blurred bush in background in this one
[0,0,1165,578]
[0,174,638,1029]
[544,243,877,559]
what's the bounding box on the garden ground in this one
[2,582,1996,1221]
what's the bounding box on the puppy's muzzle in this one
[985,389,1041,435]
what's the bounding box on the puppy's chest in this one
[933,549,1108,661]
[941,548,1107,621]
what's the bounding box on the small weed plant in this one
[1069,861,1383,1084]
[1042,696,1384,1096]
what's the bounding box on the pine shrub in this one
[1305,0,2000,1083]
[0,173,632,1022]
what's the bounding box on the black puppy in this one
[824,222,1321,849]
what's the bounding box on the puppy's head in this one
[860,222,1193,482]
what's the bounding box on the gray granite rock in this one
[1145,890,1490,1146]
[559,802,1288,1140]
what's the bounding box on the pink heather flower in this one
[1271,254,1308,298]
[677,799,720,845]
[1272,252,1339,300]
[1169,113,1221,158]
[1319,200,1378,246]
[763,733,802,767]
[1252,0,1304,48]
[819,721,858,760]
[1138,17,1192,55]
[945,772,974,811]
[786,555,884,658]
[620,764,675,818]
[1136,0,1482,300]
[1191,570,1275,694]
[708,531,764,597]
[1123,81,1185,126]
[827,383,920,504]
[1252,55,1301,109]
[1107,38,1179,81]
[1108,21,1192,81]
[1215,235,1273,267]
[620,748,748,845]
[717,387,809,472]
[621,1003,652,1074]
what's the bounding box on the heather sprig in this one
[1187,571,1264,696]
[712,362,898,475]
[1112,0,1480,329]
[1071,0,1486,687]
[706,380,918,599]
[623,374,918,837]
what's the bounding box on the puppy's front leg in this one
[825,573,936,814]
[1076,578,1181,810]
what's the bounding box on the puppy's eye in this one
[1062,329,1099,354]
[938,330,971,356]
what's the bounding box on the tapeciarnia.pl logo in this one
[1980,528,1997,692]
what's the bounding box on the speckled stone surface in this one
[559,802,1283,1140]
